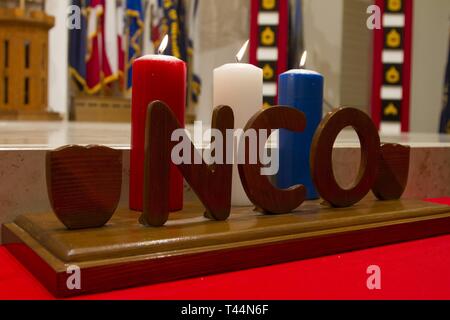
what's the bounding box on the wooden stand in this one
[3,199,450,297]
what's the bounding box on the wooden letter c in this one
[238,106,307,214]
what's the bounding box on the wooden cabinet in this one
[0,7,60,120]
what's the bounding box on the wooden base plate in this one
[3,199,450,297]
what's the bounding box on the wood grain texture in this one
[0,8,59,120]
[142,101,234,227]
[238,106,307,214]
[311,107,381,207]
[46,145,122,230]
[372,143,410,200]
[3,199,450,297]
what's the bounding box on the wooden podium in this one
[0,7,61,121]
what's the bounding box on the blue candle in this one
[277,64,324,200]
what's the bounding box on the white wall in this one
[193,0,251,125]
[340,0,373,113]
[410,0,450,133]
[45,0,69,118]
[303,0,344,109]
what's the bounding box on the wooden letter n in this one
[140,101,234,227]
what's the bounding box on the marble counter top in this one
[0,121,448,240]
[0,121,131,150]
[0,121,449,150]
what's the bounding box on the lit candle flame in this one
[235,40,250,63]
[300,51,307,69]
[158,35,169,55]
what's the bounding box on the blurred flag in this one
[161,0,187,61]
[188,0,201,105]
[86,0,104,94]
[151,0,164,48]
[69,0,88,90]
[143,0,160,55]
[117,0,126,89]
[250,0,289,108]
[371,0,413,133]
[177,0,188,61]
[440,31,450,134]
[103,0,119,84]
[126,0,144,91]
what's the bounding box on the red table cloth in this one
[0,197,449,300]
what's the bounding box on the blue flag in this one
[161,0,187,61]
[69,0,88,90]
[188,0,201,104]
[126,0,144,90]
[440,36,450,134]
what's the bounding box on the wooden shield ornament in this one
[46,145,122,230]
[372,143,410,200]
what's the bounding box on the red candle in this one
[130,54,186,212]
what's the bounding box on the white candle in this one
[213,40,263,206]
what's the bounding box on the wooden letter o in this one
[310,107,381,207]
